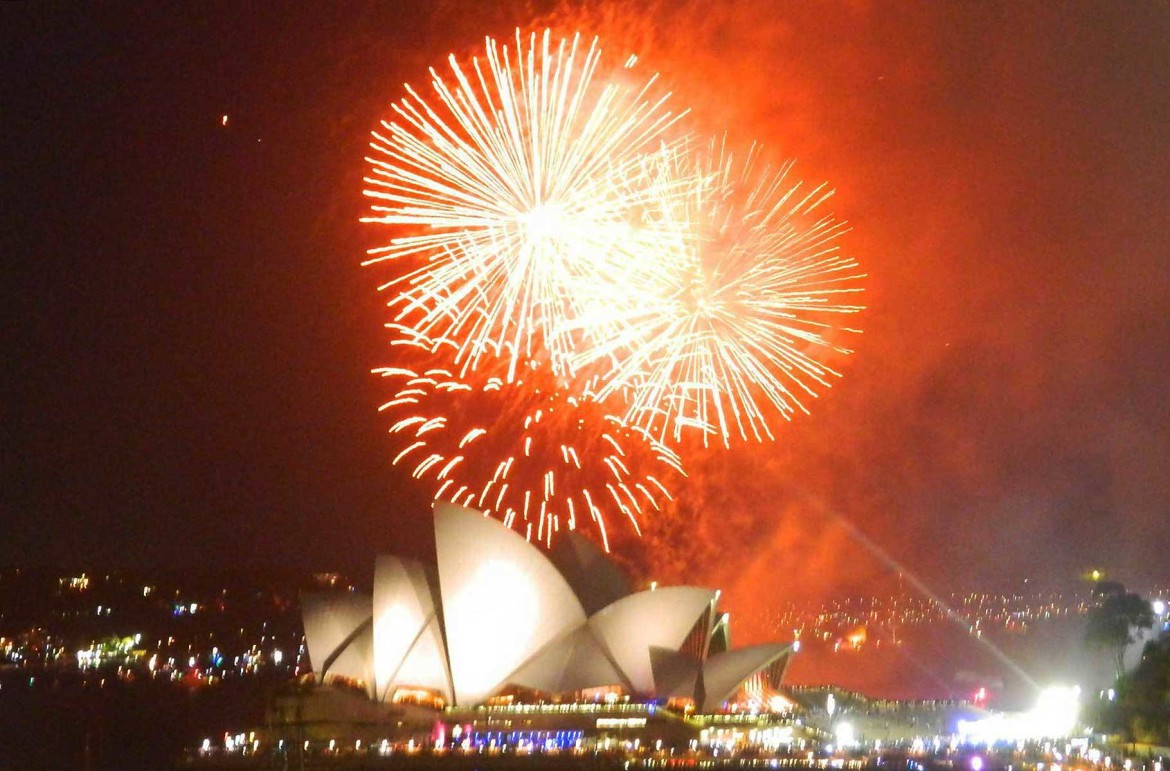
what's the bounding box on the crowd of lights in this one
[364,29,865,545]
[752,590,1132,648]
[0,569,306,692]
[192,695,1142,771]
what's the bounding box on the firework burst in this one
[375,340,685,551]
[580,138,866,447]
[362,29,687,382]
[362,29,867,546]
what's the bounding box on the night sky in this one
[4,2,1168,619]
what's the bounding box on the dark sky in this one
[3,2,1168,614]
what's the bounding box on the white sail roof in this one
[700,642,795,712]
[505,624,628,694]
[300,504,796,709]
[433,502,587,706]
[372,554,451,702]
[588,586,716,695]
[301,592,374,695]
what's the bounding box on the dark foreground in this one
[0,675,269,771]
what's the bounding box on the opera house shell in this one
[302,503,795,712]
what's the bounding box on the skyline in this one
[6,559,1160,706]
[3,1,1168,619]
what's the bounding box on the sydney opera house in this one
[301,503,795,714]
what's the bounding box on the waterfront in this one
[175,742,1169,771]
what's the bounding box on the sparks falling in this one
[375,342,685,551]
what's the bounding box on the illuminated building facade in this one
[303,503,795,711]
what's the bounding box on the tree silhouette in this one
[1085,582,1154,680]
[1092,636,1170,744]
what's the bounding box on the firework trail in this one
[578,138,866,447]
[374,339,685,551]
[362,29,687,382]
